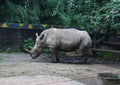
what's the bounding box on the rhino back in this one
[45,28,91,51]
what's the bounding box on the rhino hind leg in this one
[82,49,93,64]
[82,51,89,64]
[78,45,91,64]
[50,48,60,63]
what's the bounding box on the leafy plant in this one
[43,48,51,54]
[0,0,120,33]
[95,52,114,59]
[23,38,34,51]
[5,48,13,53]
[94,1,120,32]
[103,53,113,59]
[22,37,51,53]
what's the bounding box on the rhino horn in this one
[25,49,31,53]
[29,46,33,49]
[35,33,39,38]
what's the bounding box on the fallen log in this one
[93,48,120,54]
[103,42,120,45]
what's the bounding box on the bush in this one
[22,37,51,54]
[22,38,34,52]
[95,52,120,59]
[43,48,51,54]
[5,48,13,53]
[103,53,113,59]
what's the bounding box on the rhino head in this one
[26,33,45,59]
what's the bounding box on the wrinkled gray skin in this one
[27,28,92,63]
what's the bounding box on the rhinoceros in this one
[26,28,92,63]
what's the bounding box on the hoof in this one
[52,61,59,63]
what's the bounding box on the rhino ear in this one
[35,33,39,37]
[40,34,44,40]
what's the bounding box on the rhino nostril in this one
[30,53,32,56]
[32,57,36,59]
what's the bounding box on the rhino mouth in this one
[32,56,37,59]
[31,53,41,59]
[25,48,41,59]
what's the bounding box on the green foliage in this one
[95,1,120,31]
[95,52,116,59]
[96,37,104,43]
[1,47,21,53]
[43,48,51,54]
[23,38,34,50]
[0,0,40,23]
[0,0,120,32]
[103,53,113,59]
[0,55,3,62]
[22,38,51,53]
[5,48,13,53]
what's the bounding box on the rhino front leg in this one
[50,48,59,63]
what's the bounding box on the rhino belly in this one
[58,43,79,52]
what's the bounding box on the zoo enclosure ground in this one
[0,53,120,85]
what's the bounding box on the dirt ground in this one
[0,53,120,85]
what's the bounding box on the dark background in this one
[0,28,44,51]
[0,27,120,51]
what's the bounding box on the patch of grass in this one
[5,48,13,53]
[14,49,22,53]
[95,52,119,59]
[103,53,113,59]
[2,48,22,53]
[0,55,3,62]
